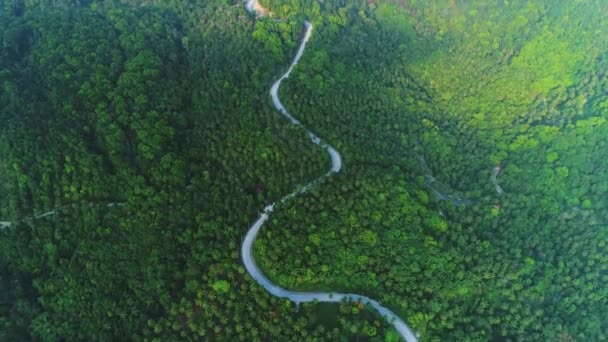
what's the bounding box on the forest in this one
[1,0,607,341]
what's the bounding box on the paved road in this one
[241,21,418,342]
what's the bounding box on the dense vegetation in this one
[1,0,607,341]
[0,1,397,340]
[253,0,608,340]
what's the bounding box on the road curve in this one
[491,166,504,194]
[415,139,472,206]
[241,21,418,342]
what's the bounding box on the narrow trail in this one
[414,140,473,207]
[491,166,504,194]
[0,202,123,229]
[241,20,418,342]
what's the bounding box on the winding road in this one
[241,18,418,342]
[416,150,473,207]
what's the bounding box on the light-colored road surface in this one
[241,21,418,342]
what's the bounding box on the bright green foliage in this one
[0,1,391,341]
[252,0,608,341]
[211,280,230,293]
[2,0,608,341]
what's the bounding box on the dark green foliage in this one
[253,0,608,341]
[1,0,607,341]
[0,1,387,340]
